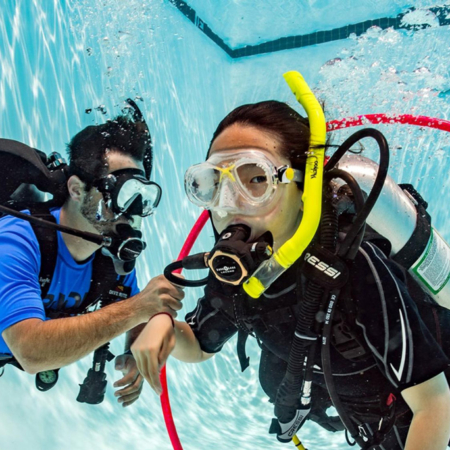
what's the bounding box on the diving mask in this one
[94,168,161,218]
[185,150,303,215]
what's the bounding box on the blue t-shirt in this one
[0,208,139,355]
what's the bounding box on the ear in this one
[67,175,86,202]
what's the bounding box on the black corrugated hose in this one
[274,200,338,423]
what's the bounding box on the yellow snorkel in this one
[243,71,326,298]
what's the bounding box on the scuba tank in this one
[331,153,450,309]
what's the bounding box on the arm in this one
[402,372,450,450]
[172,319,214,363]
[131,314,214,395]
[124,323,146,352]
[2,275,184,374]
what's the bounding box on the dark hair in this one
[209,100,310,175]
[67,115,152,190]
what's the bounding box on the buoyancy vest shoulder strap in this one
[28,206,58,299]
[65,251,126,315]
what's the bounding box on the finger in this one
[161,282,185,300]
[117,386,143,406]
[158,336,175,370]
[170,286,186,300]
[148,347,163,395]
[114,354,127,371]
[115,374,143,397]
[122,397,139,407]
[113,369,139,388]
[133,346,162,395]
[132,352,152,392]
[167,297,183,311]
[170,273,186,289]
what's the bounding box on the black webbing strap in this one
[63,251,124,315]
[237,330,250,372]
[393,204,431,269]
[28,211,59,299]
[393,184,432,268]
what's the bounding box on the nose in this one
[216,177,239,210]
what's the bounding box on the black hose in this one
[0,203,109,246]
[321,288,366,447]
[274,200,338,423]
[164,255,209,287]
[324,169,366,260]
[320,170,374,448]
[325,129,389,258]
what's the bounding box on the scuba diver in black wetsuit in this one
[132,73,450,449]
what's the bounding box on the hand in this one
[137,275,185,322]
[131,314,176,395]
[113,353,144,407]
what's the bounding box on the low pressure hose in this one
[325,128,389,258]
[274,199,339,424]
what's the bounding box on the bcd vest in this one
[0,205,132,402]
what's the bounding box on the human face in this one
[209,124,303,251]
[80,150,145,235]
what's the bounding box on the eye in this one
[250,175,267,184]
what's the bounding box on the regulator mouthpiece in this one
[102,223,147,275]
[207,224,273,286]
[163,224,273,288]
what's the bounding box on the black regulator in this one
[164,224,273,287]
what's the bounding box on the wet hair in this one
[67,115,152,191]
[209,100,311,177]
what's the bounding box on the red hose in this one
[159,210,210,450]
[159,113,450,449]
[327,113,450,132]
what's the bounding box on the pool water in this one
[1,1,450,449]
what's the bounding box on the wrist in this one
[129,293,151,324]
[150,312,175,328]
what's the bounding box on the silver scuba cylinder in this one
[332,154,450,309]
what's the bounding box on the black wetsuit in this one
[185,240,450,449]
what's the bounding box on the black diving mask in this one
[94,168,162,218]
[164,224,274,287]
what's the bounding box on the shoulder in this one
[0,212,40,266]
[349,241,449,390]
[350,241,407,295]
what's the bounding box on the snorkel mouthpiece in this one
[243,71,326,298]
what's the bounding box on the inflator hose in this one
[274,200,338,423]
[159,210,210,450]
[324,169,367,260]
[325,128,390,258]
[0,204,109,247]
